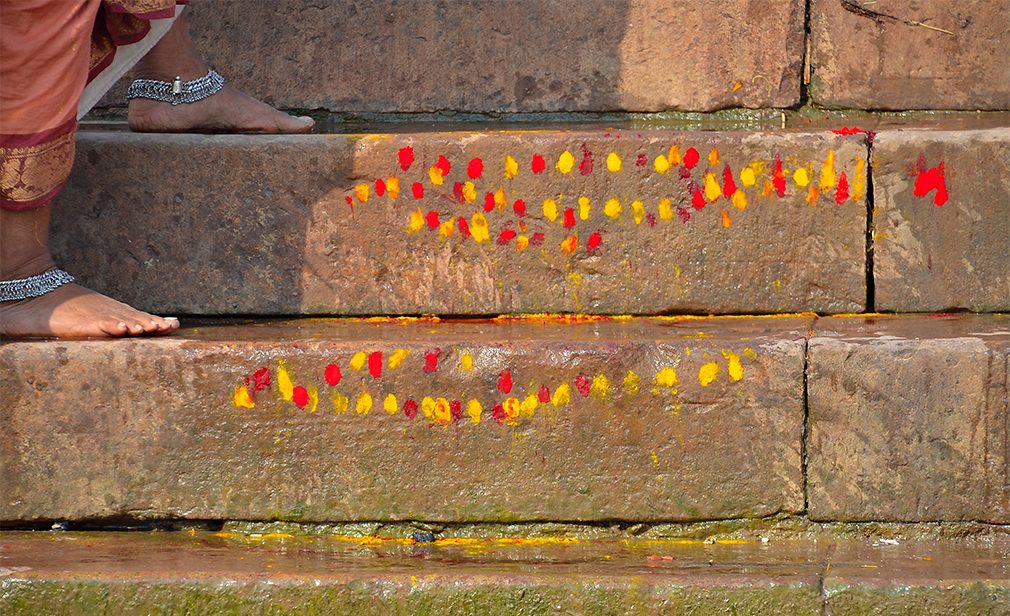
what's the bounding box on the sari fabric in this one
[0,0,183,211]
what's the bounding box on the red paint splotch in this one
[587,231,603,251]
[435,154,451,177]
[579,144,594,175]
[683,147,700,170]
[722,164,737,198]
[913,161,949,206]
[403,399,418,419]
[772,157,786,197]
[636,153,648,167]
[323,364,341,387]
[452,182,464,203]
[677,206,691,223]
[345,195,353,205]
[835,172,849,204]
[483,192,496,212]
[368,351,383,378]
[292,386,309,408]
[646,213,657,227]
[497,369,513,394]
[513,199,526,217]
[492,403,506,424]
[412,182,424,199]
[253,368,271,391]
[831,127,876,142]
[457,216,471,238]
[424,349,440,373]
[467,157,483,179]
[574,374,591,397]
[531,232,546,246]
[375,178,386,197]
[425,210,440,228]
[450,400,463,423]
[689,182,706,209]
[398,147,414,171]
[497,229,517,245]
[531,154,546,174]
[563,208,576,228]
[538,385,551,403]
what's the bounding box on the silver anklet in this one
[0,268,75,302]
[126,69,225,105]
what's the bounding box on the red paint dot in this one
[574,374,591,397]
[835,172,850,204]
[345,195,353,205]
[292,386,309,408]
[497,369,513,394]
[677,207,691,223]
[483,192,496,212]
[435,154,452,177]
[450,400,463,422]
[457,216,471,238]
[467,157,484,179]
[722,164,737,198]
[375,178,386,197]
[253,368,271,391]
[587,231,602,251]
[531,232,546,245]
[453,182,464,203]
[404,399,418,419]
[563,208,576,229]
[538,385,551,403]
[497,229,517,245]
[425,210,440,228]
[679,166,691,179]
[683,147,699,169]
[398,147,415,171]
[513,199,526,217]
[424,348,440,373]
[531,155,546,174]
[773,157,786,197]
[690,183,706,210]
[492,403,506,424]
[323,364,341,386]
[636,154,648,167]
[368,351,383,378]
[412,182,424,199]
[646,213,657,227]
[913,162,948,206]
[579,144,594,175]
[832,126,868,136]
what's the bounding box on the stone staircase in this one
[2,1,1009,614]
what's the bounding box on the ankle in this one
[1,252,56,281]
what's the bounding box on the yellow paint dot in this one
[505,155,519,179]
[731,190,747,210]
[723,350,744,381]
[331,391,349,414]
[543,198,559,222]
[708,148,720,166]
[624,370,640,395]
[428,166,444,186]
[462,181,477,203]
[388,349,409,369]
[277,359,294,401]
[698,362,720,387]
[578,196,591,220]
[470,212,490,243]
[466,399,483,424]
[520,395,538,417]
[668,145,681,165]
[355,392,373,415]
[740,167,756,187]
[458,352,473,373]
[551,383,571,406]
[349,352,367,371]
[439,218,454,238]
[494,188,507,207]
[354,183,370,203]
[433,397,452,425]
[721,209,732,228]
[408,208,424,233]
[516,235,530,251]
[744,347,758,360]
[793,167,810,187]
[606,152,622,172]
[307,386,319,413]
[704,172,721,202]
[383,393,399,415]
[591,374,610,398]
[386,176,400,200]
[604,197,622,219]
[658,198,674,220]
[654,155,670,174]
[820,150,836,189]
[732,80,743,92]
[655,367,678,388]
[502,397,520,425]
[631,200,645,225]
[557,150,575,174]
[561,233,578,253]
[421,396,436,419]
[233,385,255,409]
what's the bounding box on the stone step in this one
[0,315,811,523]
[52,127,871,315]
[2,530,1008,615]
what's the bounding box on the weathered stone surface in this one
[809,0,1010,110]
[0,316,810,522]
[873,128,1010,312]
[807,314,1010,522]
[51,129,868,315]
[0,532,826,615]
[94,0,805,113]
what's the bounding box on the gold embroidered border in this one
[103,0,179,16]
[0,132,76,204]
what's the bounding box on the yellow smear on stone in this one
[458,351,473,373]
[408,208,424,233]
[658,198,673,220]
[731,190,747,210]
[820,150,836,189]
[806,186,819,205]
[744,347,758,360]
[721,210,732,227]
[383,393,398,415]
[578,196,591,220]
[520,394,538,417]
[386,176,400,200]
[421,396,435,419]
[793,167,810,187]
[651,450,660,468]
[467,399,483,424]
[502,397,520,425]
[708,148,719,166]
[624,370,640,395]
[723,350,744,381]
[852,159,867,201]
[233,385,255,409]
[388,349,409,369]
[567,271,583,285]
[668,145,681,165]
[604,197,622,219]
[331,391,349,414]
[356,392,373,414]
[439,218,454,238]
[516,235,530,251]
[704,172,721,202]
[606,151,622,172]
[462,181,477,203]
[654,154,670,173]
[505,155,519,179]
[433,397,452,425]
[551,383,571,407]
[277,359,294,401]
[308,386,319,413]
[428,166,444,186]
[494,188,507,207]
[470,212,490,243]
[354,183,369,202]
[655,367,678,388]
[740,167,756,187]
[557,150,575,174]
[631,200,645,224]
[698,362,720,387]
[591,374,610,398]
[543,198,559,221]
[561,233,578,253]
[350,352,366,370]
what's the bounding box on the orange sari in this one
[0,0,185,211]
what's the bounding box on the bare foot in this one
[0,282,180,339]
[128,85,314,134]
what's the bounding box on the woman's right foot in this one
[0,282,179,339]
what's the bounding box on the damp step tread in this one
[4,313,1010,525]
[2,530,1009,615]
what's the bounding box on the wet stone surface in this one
[0,316,810,523]
[807,314,1010,522]
[51,129,868,315]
